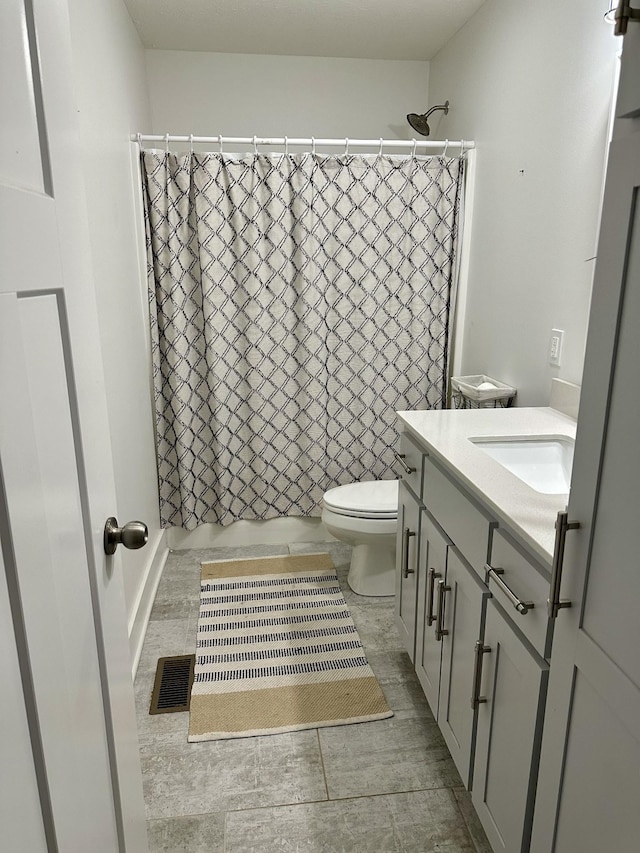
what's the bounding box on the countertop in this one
[397,407,577,566]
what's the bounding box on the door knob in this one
[103,517,148,555]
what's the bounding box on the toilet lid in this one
[323,479,399,519]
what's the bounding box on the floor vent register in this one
[149,654,195,714]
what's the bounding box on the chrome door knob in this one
[103,517,148,555]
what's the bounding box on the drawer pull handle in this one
[402,527,416,578]
[394,451,416,476]
[486,565,534,615]
[471,641,491,710]
[435,578,451,641]
[426,567,442,626]
[548,510,579,618]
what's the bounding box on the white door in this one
[531,23,640,853]
[0,0,146,850]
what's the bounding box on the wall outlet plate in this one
[550,329,564,366]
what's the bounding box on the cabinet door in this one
[472,601,548,853]
[438,548,489,789]
[414,511,448,714]
[395,480,421,661]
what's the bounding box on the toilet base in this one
[347,541,395,597]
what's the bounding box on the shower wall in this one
[144,50,430,141]
[429,0,618,406]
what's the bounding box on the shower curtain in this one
[141,150,464,529]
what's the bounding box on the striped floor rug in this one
[188,553,392,741]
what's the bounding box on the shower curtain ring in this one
[164,133,170,154]
[284,136,289,155]
[219,135,224,153]
[344,137,350,156]
[189,134,194,154]
[136,132,142,148]
[412,138,417,158]
[379,138,384,156]
[311,137,316,155]
[443,139,449,158]
[460,139,465,157]
[253,135,258,155]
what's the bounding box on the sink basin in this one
[469,435,574,494]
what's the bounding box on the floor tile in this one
[453,788,493,853]
[135,541,489,850]
[347,603,404,652]
[134,671,191,754]
[366,650,431,714]
[146,812,225,852]
[319,708,462,800]
[136,619,191,675]
[141,729,328,819]
[225,789,475,852]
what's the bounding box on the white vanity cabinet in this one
[395,428,554,853]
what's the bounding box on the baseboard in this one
[128,528,168,678]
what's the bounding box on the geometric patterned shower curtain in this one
[141,151,464,529]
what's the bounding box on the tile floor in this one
[136,541,492,852]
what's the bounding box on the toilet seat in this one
[323,479,399,520]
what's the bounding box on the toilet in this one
[321,479,399,596]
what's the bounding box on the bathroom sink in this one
[469,435,574,494]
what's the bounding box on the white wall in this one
[68,0,164,645]
[145,50,429,142]
[429,0,618,405]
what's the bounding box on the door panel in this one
[0,293,118,849]
[0,548,48,853]
[414,511,447,713]
[395,481,421,661]
[579,194,640,689]
[438,548,488,789]
[553,668,640,852]
[0,0,47,192]
[473,601,547,853]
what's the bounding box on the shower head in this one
[407,100,450,137]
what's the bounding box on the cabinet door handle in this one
[471,641,491,710]
[426,567,442,626]
[548,510,579,618]
[394,451,416,475]
[434,578,451,641]
[402,527,416,578]
[485,565,534,615]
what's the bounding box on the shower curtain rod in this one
[132,133,475,152]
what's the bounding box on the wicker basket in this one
[451,375,516,409]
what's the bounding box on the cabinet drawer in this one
[396,431,424,496]
[422,455,494,575]
[488,529,552,659]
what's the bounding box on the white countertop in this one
[397,407,577,566]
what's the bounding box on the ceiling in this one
[123,0,486,61]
